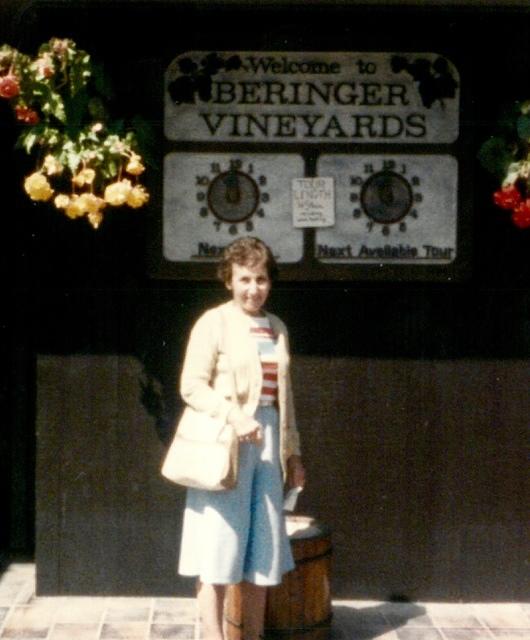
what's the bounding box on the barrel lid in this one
[285,515,331,539]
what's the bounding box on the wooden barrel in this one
[225,515,332,640]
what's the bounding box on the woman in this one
[178,237,305,640]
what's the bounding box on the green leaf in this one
[477,136,514,179]
[16,129,38,154]
[101,157,119,179]
[66,149,82,173]
[64,89,89,131]
[69,50,91,96]
[516,115,530,140]
[40,85,66,123]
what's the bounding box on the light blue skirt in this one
[178,405,294,586]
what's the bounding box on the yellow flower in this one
[24,172,54,202]
[64,195,85,219]
[87,210,104,229]
[104,179,132,206]
[72,168,96,187]
[54,194,70,209]
[43,155,63,176]
[126,185,149,209]
[78,193,105,215]
[125,154,145,176]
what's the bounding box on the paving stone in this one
[103,606,151,623]
[474,607,530,629]
[489,631,530,639]
[153,598,197,624]
[430,614,484,628]
[150,624,195,639]
[100,622,149,639]
[54,598,106,624]
[395,628,444,640]
[384,611,435,628]
[441,630,494,640]
[48,623,100,639]
[1,629,50,638]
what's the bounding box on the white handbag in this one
[161,405,238,491]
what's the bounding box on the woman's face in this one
[226,261,271,316]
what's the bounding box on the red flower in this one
[512,200,530,229]
[493,185,522,210]
[0,74,20,99]
[15,104,40,125]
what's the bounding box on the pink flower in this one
[0,74,20,99]
[512,200,530,229]
[493,185,522,210]
[15,104,40,125]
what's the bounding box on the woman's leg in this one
[197,580,226,640]
[241,581,267,640]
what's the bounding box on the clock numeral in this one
[261,193,270,203]
[382,225,390,236]
[256,208,265,218]
[229,224,238,235]
[367,221,374,232]
[196,192,206,202]
[258,175,267,186]
[414,193,423,203]
[210,162,221,174]
[246,221,254,231]
[411,176,420,186]
[350,176,363,186]
[383,160,396,171]
[199,207,208,218]
[247,163,254,175]
[350,193,359,202]
[230,159,242,170]
[214,221,222,231]
[364,164,374,175]
[399,222,407,232]
[409,209,418,219]
[196,175,210,186]
[352,209,362,218]
[400,164,407,175]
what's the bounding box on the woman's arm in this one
[180,309,262,438]
[283,326,305,487]
[180,310,234,424]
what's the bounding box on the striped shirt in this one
[249,316,278,405]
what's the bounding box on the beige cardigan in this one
[180,300,301,476]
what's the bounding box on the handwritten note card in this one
[292,178,335,228]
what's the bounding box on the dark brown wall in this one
[36,350,529,600]
[1,0,529,600]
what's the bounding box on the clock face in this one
[316,154,458,264]
[195,158,269,236]
[163,152,304,262]
[207,170,260,224]
[349,159,424,237]
[360,171,413,225]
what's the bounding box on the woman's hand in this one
[228,408,263,444]
[287,455,306,489]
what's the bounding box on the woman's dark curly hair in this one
[217,237,278,285]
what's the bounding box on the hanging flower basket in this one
[0,38,150,229]
[478,100,530,230]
